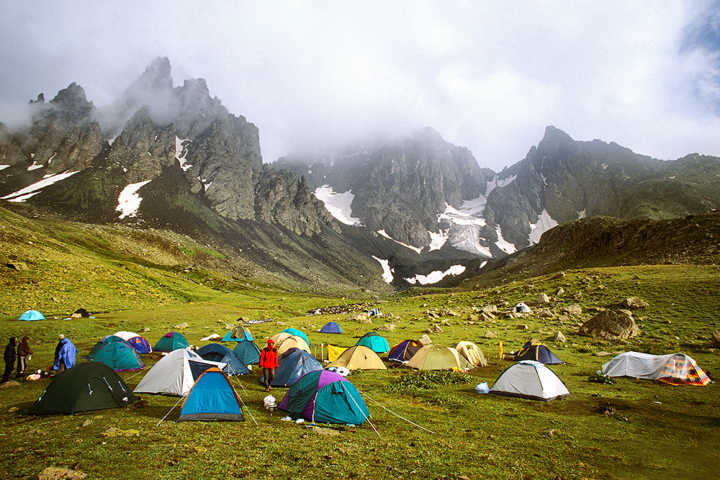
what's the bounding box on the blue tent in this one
[221,327,253,342]
[19,310,45,321]
[197,343,249,376]
[269,348,323,387]
[319,321,343,334]
[282,328,310,346]
[177,368,244,422]
[233,341,261,365]
[356,332,390,353]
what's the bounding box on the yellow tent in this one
[271,333,310,356]
[455,341,487,367]
[329,345,386,370]
[407,345,470,371]
[326,345,347,362]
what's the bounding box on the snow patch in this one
[1,170,79,202]
[0,165,10,171]
[377,230,422,254]
[479,261,488,269]
[404,265,466,285]
[27,161,44,171]
[47,153,56,164]
[485,174,516,196]
[495,225,517,254]
[175,136,193,171]
[428,229,449,251]
[436,197,491,256]
[116,180,152,220]
[577,209,587,219]
[313,185,362,226]
[529,209,559,244]
[108,134,119,146]
[371,256,394,283]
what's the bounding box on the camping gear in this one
[319,321,343,334]
[406,345,470,371]
[134,348,225,396]
[514,341,562,364]
[197,343,249,376]
[73,308,90,317]
[281,328,310,346]
[113,331,152,354]
[326,345,347,362]
[29,362,136,414]
[490,360,569,401]
[268,348,323,387]
[271,333,310,355]
[356,332,390,353]
[89,340,144,371]
[222,326,253,342]
[154,331,189,352]
[368,308,382,317]
[514,302,531,313]
[601,352,711,386]
[475,383,490,394]
[456,341,487,367]
[233,340,261,365]
[278,370,369,425]
[177,368,244,422]
[388,339,423,363]
[264,394,277,411]
[18,310,45,321]
[329,345,386,370]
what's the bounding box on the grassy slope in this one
[0,262,718,479]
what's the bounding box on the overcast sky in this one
[1,1,719,170]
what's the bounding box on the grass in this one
[0,262,719,479]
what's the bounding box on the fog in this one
[1,1,719,169]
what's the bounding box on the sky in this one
[0,1,719,170]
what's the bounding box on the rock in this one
[573,292,583,300]
[579,310,640,340]
[38,467,87,480]
[481,305,498,314]
[553,331,567,343]
[562,304,582,316]
[552,271,566,279]
[200,333,221,341]
[348,312,369,323]
[543,429,557,438]
[538,293,551,304]
[712,330,720,347]
[142,327,151,332]
[102,427,140,438]
[594,351,611,357]
[556,287,565,296]
[8,406,19,413]
[484,330,497,339]
[418,334,432,345]
[517,324,529,330]
[481,312,496,321]
[427,324,444,334]
[441,319,451,326]
[173,322,189,329]
[81,419,93,427]
[620,297,649,309]
[379,324,396,332]
[6,262,28,271]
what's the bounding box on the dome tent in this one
[388,339,423,363]
[197,343,249,376]
[279,370,369,425]
[601,351,711,386]
[491,360,569,401]
[134,348,226,396]
[268,348,323,387]
[113,331,152,354]
[177,368,245,422]
[154,331,189,352]
[29,362,136,415]
[356,332,390,353]
[514,341,562,365]
[319,321,343,334]
[222,326,253,342]
[271,333,310,356]
[407,345,470,371]
[281,328,310,346]
[18,310,45,321]
[514,303,531,313]
[233,340,261,365]
[329,345,386,370]
[89,341,144,371]
[455,341,487,367]
[88,336,131,359]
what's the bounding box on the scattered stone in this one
[543,429,557,438]
[573,292,583,300]
[484,330,497,339]
[142,327,151,332]
[481,312,496,321]
[620,297,649,309]
[313,426,340,436]
[70,313,81,319]
[562,304,582,316]
[580,310,639,340]
[418,334,432,345]
[481,305,498,314]
[427,324,444,334]
[553,271,566,279]
[6,262,28,271]
[538,293,551,304]
[593,351,612,357]
[379,324,396,332]
[8,406,19,413]
[441,319,451,326]
[553,331,567,343]
[556,287,565,296]
[38,467,87,480]
[517,324,529,330]
[348,312,370,323]
[173,322,189,330]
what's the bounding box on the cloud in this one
[0,1,719,169]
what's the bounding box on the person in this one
[16,336,32,377]
[259,339,279,392]
[3,337,17,383]
[51,334,77,373]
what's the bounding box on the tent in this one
[74,308,90,317]
[233,340,261,365]
[455,341,487,367]
[29,362,136,415]
[329,345,386,370]
[271,333,310,356]
[154,331,189,352]
[197,343,249,376]
[326,345,347,363]
[134,348,225,396]
[268,348,323,387]
[89,341,144,371]
[319,321,343,334]
[222,326,253,342]
[88,335,129,359]
[177,368,244,422]
[278,370,369,425]
[515,341,562,365]
[601,352,711,386]
[113,331,152,354]
[281,328,310,346]
[491,360,569,401]
[388,339,423,363]
[406,345,470,371]
[356,332,390,353]
[18,310,45,321]
[514,302,531,313]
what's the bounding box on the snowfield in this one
[529,209,559,244]
[116,180,152,219]
[1,170,79,202]
[377,230,422,254]
[371,256,394,283]
[313,185,362,226]
[495,225,517,254]
[404,264,466,285]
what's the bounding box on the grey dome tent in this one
[490,360,569,401]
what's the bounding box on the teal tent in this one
[19,310,45,321]
[88,336,129,359]
[89,341,144,371]
[155,332,189,352]
[356,332,390,353]
[177,368,244,422]
[221,327,253,342]
[233,340,261,365]
[282,328,310,346]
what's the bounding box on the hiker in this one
[3,337,17,383]
[16,336,32,377]
[51,334,77,373]
[259,339,279,392]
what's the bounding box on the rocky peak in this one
[134,56,173,92]
[536,125,574,154]
[49,83,94,118]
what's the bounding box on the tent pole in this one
[156,395,184,426]
[362,392,436,434]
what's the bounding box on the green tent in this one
[89,341,144,371]
[356,332,390,353]
[29,362,136,415]
[154,332,189,352]
[233,340,261,365]
[88,335,128,359]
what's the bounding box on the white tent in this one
[113,331,141,341]
[601,351,709,382]
[133,348,225,396]
[490,360,569,401]
[514,302,531,313]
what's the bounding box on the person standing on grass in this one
[3,337,17,383]
[16,336,32,377]
[259,339,278,392]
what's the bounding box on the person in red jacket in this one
[259,339,279,392]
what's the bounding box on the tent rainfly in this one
[490,360,569,401]
[18,310,45,321]
[329,345,386,370]
[177,368,244,422]
[319,322,343,334]
[406,345,470,371]
[154,332,189,352]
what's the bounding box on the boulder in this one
[620,297,649,309]
[553,331,567,343]
[348,312,371,324]
[562,304,582,316]
[538,293,551,304]
[556,287,565,296]
[579,310,639,340]
[418,334,432,345]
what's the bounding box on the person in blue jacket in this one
[51,334,77,373]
